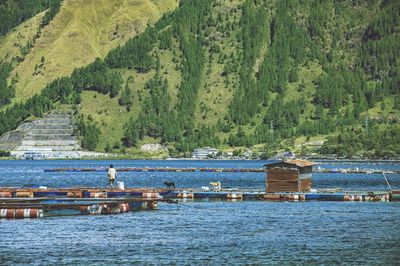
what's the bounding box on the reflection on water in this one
[0,160,400,264]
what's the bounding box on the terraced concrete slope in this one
[1,0,178,103]
[0,114,80,158]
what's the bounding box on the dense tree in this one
[40,0,62,27]
[122,57,171,145]
[159,27,173,50]
[320,124,400,158]
[119,83,133,111]
[171,0,211,133]
[122,118,138,147]
[0,0,399,157]
[71,58,122,97]
[76,115,100,151]
[228,0,269,125]
[0,62,14,107]
[106,27,157,72]
[0,0,62,36]
[359,0,400,80]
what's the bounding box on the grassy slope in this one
[1,0,398,156]
[158,39,183,111]
[88,0,391,153]
[195,0,242,127]
[80,69,155,151]
[0,11,46,64]
[79,37,183,152]
[6,0,178,103]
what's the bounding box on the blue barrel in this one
[106,191,127,198]
[159,191,176,198]
[194,192,228,199]
[305,193,344,201]
[34,191,67,197]
[124,192,143,197]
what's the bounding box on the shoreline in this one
[0,157,400,163]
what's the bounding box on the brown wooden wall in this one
[267,168,299,181]
[267,181,299,192]
[266,167,312,193]
[299,179,312,192]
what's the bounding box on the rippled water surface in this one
[1,160,400,265]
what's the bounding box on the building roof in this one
[263,159,316,168]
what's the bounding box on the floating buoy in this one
[142,192,160,199]
[227,193,243,200]
[15,209,43,219]
[263,194,281,201]
[15,191,34,198]
[81,204,103,215]
[364,194,390,202]
[141,201,157,210]
[177,192,194,199]
[0,191,12,198]
[119,203,129,213]
[364,195,373,201]
[0,209,15,219]
[67,191,83,198]
[347,195,363,202]
[89,192,107,198]
[381,194,389,202]
[280,195,290,201]
[0,209,43,219]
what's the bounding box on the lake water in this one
[1,160,400,265]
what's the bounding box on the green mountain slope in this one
[0,0,399,158]
[0,0,178,103]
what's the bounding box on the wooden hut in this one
[264,160,316,193]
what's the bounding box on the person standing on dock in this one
[107,164,117,188]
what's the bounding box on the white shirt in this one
[108,168,117,180]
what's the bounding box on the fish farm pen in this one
[44,167,400,174]
[1,160,399,220]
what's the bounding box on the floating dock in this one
[1,187,397,220]
[44,167,265,173]
[0,188,163,219]
[0,199,158,219]
[43,167,400,174]
[0,187,396,202]
[4,159,399,220]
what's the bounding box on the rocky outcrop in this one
[140,143,167,153]
[0,131,24,151]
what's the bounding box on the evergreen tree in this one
[0,62,13,107]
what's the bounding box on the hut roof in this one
[285,159,316,167]
[263,159,316,168]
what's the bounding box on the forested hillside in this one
[0,0,399,158]
[0,0,62,108]
[0,0,61,36]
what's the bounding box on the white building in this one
[191,147,218,159]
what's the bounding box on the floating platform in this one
[44,167,265,173]
[1,187,395,201]
[0,188,163,219]
[1,187,397,219]
[0,199,158,219]
[43,167,400,174]
[0,196,160,218]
